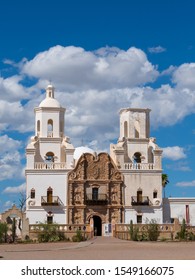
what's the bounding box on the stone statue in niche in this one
[111,209,119,223]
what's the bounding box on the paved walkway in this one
[0,237,195,260]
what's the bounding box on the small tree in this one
[0,223,9,243]
[129,220,139,241]
[162,174,169,198]
[146,219,160,241]
[176,219,187,240]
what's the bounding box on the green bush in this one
[129,220,139,241]
[72,229,84,242]
[175,219,187,240]
[146,219,160,241]
[37,223,67,242]
[0,223,8,243]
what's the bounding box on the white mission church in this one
[24,84,195,236]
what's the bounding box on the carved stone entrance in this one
[67,152,124,229]
[93,215,102,236]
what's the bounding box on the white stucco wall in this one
[163,198,195,226]
[125,207,163,224]
[26,172,68,224]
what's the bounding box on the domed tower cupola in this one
[34,84,65,138]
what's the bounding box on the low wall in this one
[114,220,195,240]
[29,224,93,240]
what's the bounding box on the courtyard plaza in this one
[0,237,195,260]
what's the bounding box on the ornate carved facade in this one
[68,153,124,226]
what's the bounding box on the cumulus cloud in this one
[0,75,29,102]
[162,146,187,161]
[148,46,166,54]
[176,180,195,187]
[0,135,23,181]
[172,63,195,89]
[21,45,159,91]
[3,183,26,194]
[1,45,195,151]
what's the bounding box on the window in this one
[186,205,190,224]
[153,191,157,199]
[137,190,142,203]
[45,152,54,162]
[137,215,142,224]
[30,188,35,199]
[47,216,53,224]
[37,120,40,135]
[92,187,99,200]
[134,152,141,163]
[47,187,53,203]
[124,121,128,138]
[134,120,140,138]
[47,119,53,137]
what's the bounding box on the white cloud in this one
[172,63,195,89]
[1,45,195,151]
[0,76,29,102]
[0,135,23,181]
[0,135,21,151]
[3,183,26,194]
[21,45,159,91]
[148,46,166,53]
[162,146,187,161]
[176,180,195,187]
[165,162,191,172]
[4,200,13,208]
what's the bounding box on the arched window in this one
[47,119,53,137]
[30,188,35,199]
[45,152,55,162]
[47,187,53,204]
[124,121,128,138]
[134,120,140,138]
[137,190,142,203]
[133,152,142,163]
[37,120,40,135]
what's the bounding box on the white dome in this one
[39,97,61,108]
[73,146,95,160]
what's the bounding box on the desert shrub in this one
[0,222,8,243]
[129,220,139,241]
[145,219,160,241]
[175,219,187,240]
[72,229,84,242]
[37,223,67,242]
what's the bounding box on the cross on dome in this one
[46,84,55,99]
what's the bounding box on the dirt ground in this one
[0,236,195,260]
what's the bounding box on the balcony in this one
[124,163,154,170]
[85,194,108,205]
[131,196,150,206]
[41,196,64,206]
[34,162,66,170]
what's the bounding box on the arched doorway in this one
[93,215,102,236]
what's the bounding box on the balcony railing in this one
[124,163,154,170]
[41,196,64,206]
[131,196,150,206]
[34,162,66,170]
[85,194,108,205]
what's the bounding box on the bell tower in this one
[25,85,74,226]
[34,84,65,139]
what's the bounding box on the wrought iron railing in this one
[41,196,64,206]
[131,196,150,206]
[85,194,108,205]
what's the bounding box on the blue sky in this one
[1,0,195,212]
